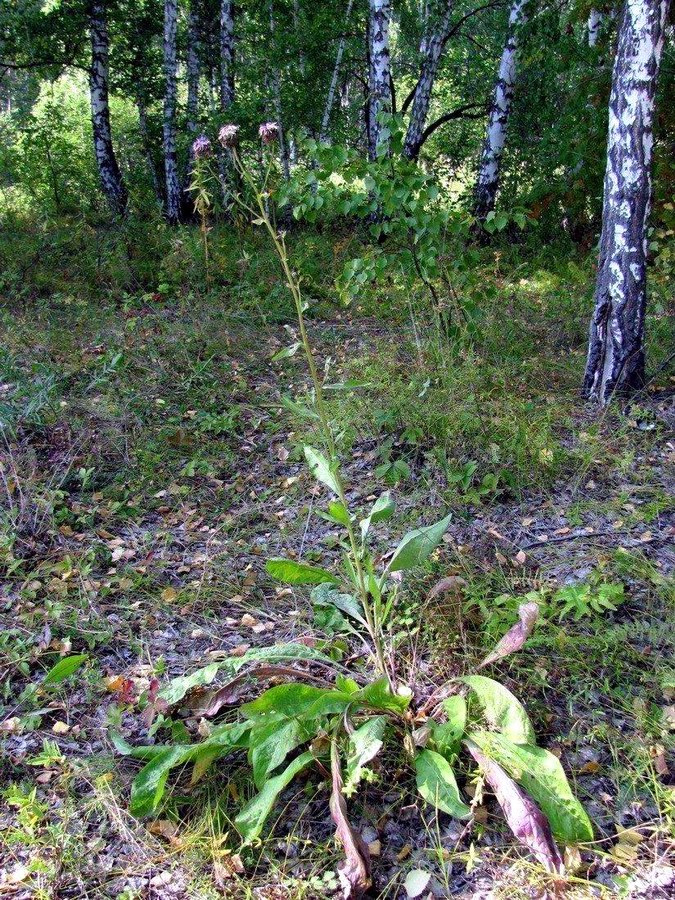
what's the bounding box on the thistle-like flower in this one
[192,135,213,159]
[259,122,279,144]
[218,124,240,149]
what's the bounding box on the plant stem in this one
[231,147,392,687]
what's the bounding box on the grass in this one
[1,215,673,897]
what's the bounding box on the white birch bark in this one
[472,0,528,222]
[368,0,392,159]
[403,1,454,160]
[587,9,603,46]
[88,0,127,216]
[163,0,183,223]
[583,0,671,404]
[320,0,354,142]
[184,0,201,182]
[220,0,235,111]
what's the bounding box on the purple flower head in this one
[218,124,240,149]
[259,122,279,145]
[192,135,213,159]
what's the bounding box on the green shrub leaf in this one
[469,731,593,844]
[415,749,471,818]
[304,446,341,495]
[43,654,88,684]
[235,750,317,843]
[386,514,451,572]
[459,675,536,744]
[266,558,338,585]
[345,716,387,795]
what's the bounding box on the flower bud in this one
[259,121,279,144]
[192,135,213,159]
[218,124,240,149]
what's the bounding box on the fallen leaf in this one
[478,602,539,669]
[161,587,178,602]
[52,721,70,734]
[427,576,466,600]
[5,865,30,885]
[514,550,527,565]
[404,869,431,898]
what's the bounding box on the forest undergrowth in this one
[0,220,674,899]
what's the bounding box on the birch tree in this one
[472,0,528,223]
[368,0,392,159]
[220,0,235,111]
[402,1,454,160]
[587,9,603,46]
[320,0,354,143]
[162,0,184,223]
[583,0,671,404]
[88,0,127,216]
[184,0,201,183]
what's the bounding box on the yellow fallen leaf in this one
[52,721,70,735]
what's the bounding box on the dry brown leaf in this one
[427,576,466,600]
[514,550,527,565]
[330,738,371,898]
[52,721,70,735]
[478,602,539,669]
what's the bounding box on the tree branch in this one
[408,102,485,158]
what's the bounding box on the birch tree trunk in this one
[403,1,453,160]
[88,0,127,216]
[472,0,528,223]
[163,0,183,224]
[184,0,201,186]
[587,9,603,46]
[367,0,392,160]
[320,0,354,142]
[582,0,671,404]
[220,0,235,111]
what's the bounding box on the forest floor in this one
[0,226,674,899]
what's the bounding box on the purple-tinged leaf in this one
[478,601,539,669]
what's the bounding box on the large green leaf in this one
[415,749,471,818]
[235,750,317,842]
[469,731,594,844]
[128,722,250,817]
[459,675,536,744]
[242,683,353,723]
[386,514,451,573]
[266,558,338,586]
[43,654,88,685]
[250,718,308,789]
[311,583,367,627]
[344,716,387,795]
[432,696,467,759]
[304,446,341,495]
[360,491,395,540]
[357,677,411,714]
[159,663,220,706]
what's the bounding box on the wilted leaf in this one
[427,575,466,600]
[330,736,371,898]
[466,740,564,874]
[469,730,594,844]
[345,716,387,795]
[478,602,539,669]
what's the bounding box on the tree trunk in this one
[403,1,454,160]
[184,0,201,191]
[220,0,235,111]
[582,0,671,404]
[163,0,183,223]
[320,0,354,142]
[88,0,127,216]
[587,9,603,46]
[367,0,392,160]
[472,0,528,223]
[269,4,290,183]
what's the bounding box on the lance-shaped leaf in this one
[466,740,564,874]
[478,601,539,669]
[415,749,471,818]
[305,446,341,495]
[266,558,339,585]
[468,730,594,844]
[459,675,535,744]
[359,491,395,541]
[43,654,88,684]
[344,716,387,795]
[330,735,371,898]
[235,749,316,843]
[387,514,451,573]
